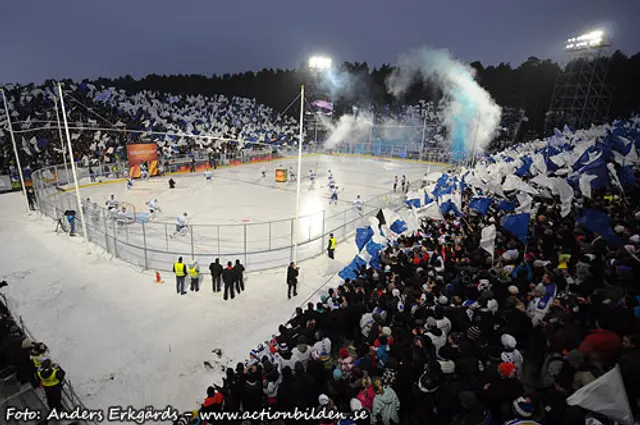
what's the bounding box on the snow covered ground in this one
[0,155,444,422]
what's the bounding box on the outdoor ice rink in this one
[0,154,447,416]
[76,154,447,271]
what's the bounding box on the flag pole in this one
[1,88,31,213]
[57,83,90,252]
[293,85,304,264]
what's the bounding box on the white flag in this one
[566,365,633,425]
[480,224,496,258]
[415,202,443,220]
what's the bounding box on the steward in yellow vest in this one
[327,234,337,259]
[188,261,200,292]
[37,359,65,410]
[173,256,187,295]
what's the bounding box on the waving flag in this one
[577,209,624,248]
[469,197,492,216]
[501,213,530,244]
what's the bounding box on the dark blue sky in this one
[1,0,638,84]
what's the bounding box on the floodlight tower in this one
[306,56,333,141]
[545,30,613,134]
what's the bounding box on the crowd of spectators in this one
[0,83,301,174]
[191,124,640,424]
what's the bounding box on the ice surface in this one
[70,155,442,271]
[0,155,444,422]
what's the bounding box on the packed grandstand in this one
[1,76,640,425]
[0,83,528,175]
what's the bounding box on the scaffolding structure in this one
[545,31,614,135]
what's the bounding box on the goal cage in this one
[120,201,139,224]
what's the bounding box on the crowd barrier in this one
[32,146,454,273]
[0,293,97,425]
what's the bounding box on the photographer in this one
[286,262,299,299]
[64,210,77,236]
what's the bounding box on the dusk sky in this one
[1,0,638,84]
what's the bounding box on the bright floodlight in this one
[565,30,606,51]
[309,56,332,70]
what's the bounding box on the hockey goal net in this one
[119,201,138,224]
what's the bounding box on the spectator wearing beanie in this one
[291,336,311,369]
[505,396,538,424]
[483,362,524,424]
[500,334,523,377]
[381,357,398,389]
[327,368,349,410]
[578,323,622,367]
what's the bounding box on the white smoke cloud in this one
[321,112,373,149]
[386,47,502,154]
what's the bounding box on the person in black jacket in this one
[222,262,235,300]
[233,259,245,293]
[209,259,223,293]
[286,262,299,299]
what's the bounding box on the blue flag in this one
[577,209,624,248]
[390,219,408,234]
[469,197,493,216]
[496,199,517,212]
[355,227,374,252]
[501,213,530,244]
[405,199,421,208]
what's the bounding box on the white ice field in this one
[0,154,445,420]
[68,154,446,272]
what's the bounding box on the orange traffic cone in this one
[154,272,164,284]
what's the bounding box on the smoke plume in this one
[386,47,501,157]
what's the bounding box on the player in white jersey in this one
[328,174,336,190]
[115,207,130,227]
[146,198,161,219]
[106,194,119,212]
[353,195,362,213]
[82,197,91,216]
[288,167,296,182]
[204,170,213,184]
[401,175,407,192]
[126,178,133,191]
[308,169,316,189]
[330,186,339,205]
[90,202,101,223]
[261,165,267,178]
[175,212,189,235]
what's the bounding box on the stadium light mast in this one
[57,83,90,251]
[293,55,333,263]
[1,88,31,213]
[54,98,71,185]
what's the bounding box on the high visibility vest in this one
[174,262,186,277]
[38,368,60,387]
[32,353,48,368]
[188,265,199,278]
[329,238,337,250]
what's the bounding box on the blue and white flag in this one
[469,197,492,216]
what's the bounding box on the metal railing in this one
[0,293,98,425]
[31,146,454,273]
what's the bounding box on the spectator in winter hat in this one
[500,334,523,376]
[483,362,524,424]
[509,396,535,420]
[338,347,354,378]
